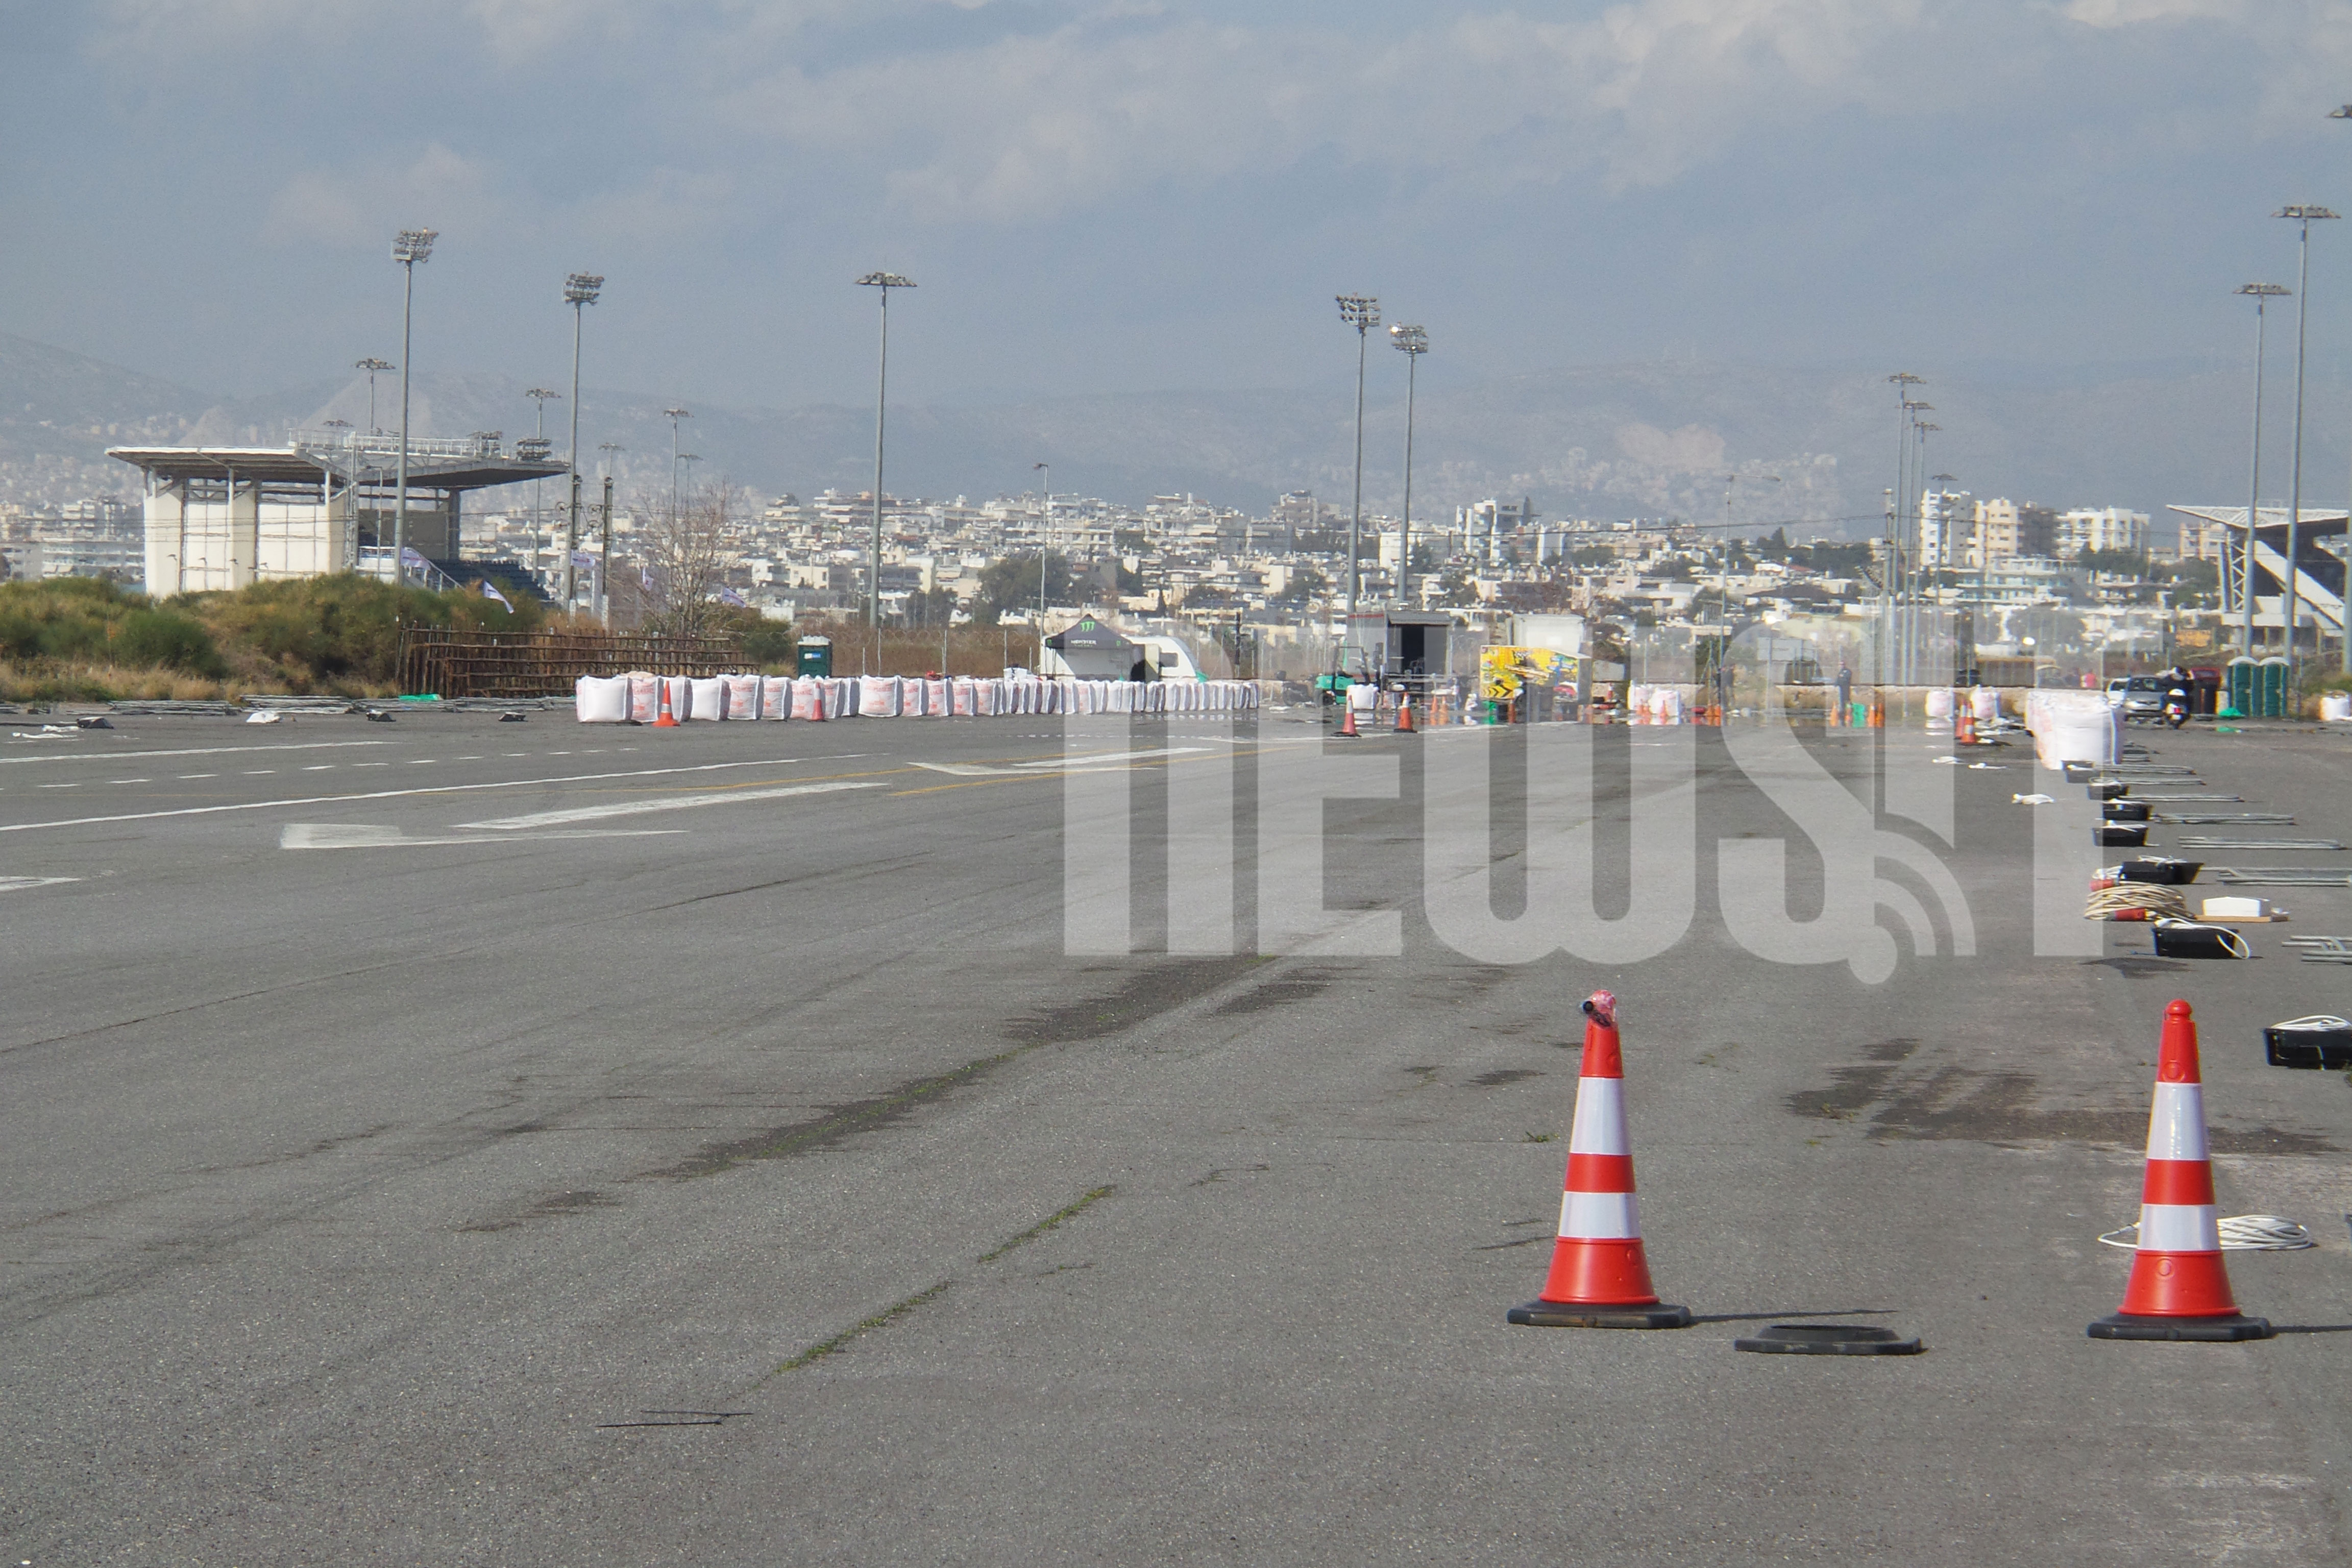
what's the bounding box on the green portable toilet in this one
[2223,656,2257,718]
[2258,655,2290,718]
[797,635,832,678]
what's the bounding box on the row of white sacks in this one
[574,672,1263,723]
[1923,688,2005,725]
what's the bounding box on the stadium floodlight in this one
[389,230,437,580]
[2276,206,2338,682]
[1389,324,1428,607]
[355,358,393,433]
[2234,283,2289,655]
[1335,295,1379,639]
[857,272,916,640]
[561,273,603,611]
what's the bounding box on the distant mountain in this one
[4,330,2337,542]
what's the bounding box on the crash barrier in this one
[2024,688,2123,771]
[573,672,1262,723]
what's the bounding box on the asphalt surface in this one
[3,703,2351,1564]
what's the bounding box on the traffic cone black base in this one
[2089,1311,2273,1342]
[1507,1300,1692,1330]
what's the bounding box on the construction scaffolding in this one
[397,626,745,698]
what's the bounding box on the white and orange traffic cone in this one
[2089,999,2273,1342]
[1509,991,1692,1330]
[1956,708,1976,746]
[1395,696,1416,733]
[653,680,679,728]
[1337,699,1360,738]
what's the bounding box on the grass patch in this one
[978,1186,1116,1263]
[765,1280,953,1380]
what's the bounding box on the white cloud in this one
[2062,0,2247,26]
[262,144,504,248]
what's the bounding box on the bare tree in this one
[636,479,737,638]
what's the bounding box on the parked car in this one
[2105,674,2168,721]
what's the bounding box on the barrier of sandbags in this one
[662,675,695,721]
[575,674,629,722]
[791,677,826,720]
[2024,689,2120,770]
[898,676,924,717]
[761,675,793,720]
[687,676,727,721]
[924,677,949,716]
[723,674,763,719]
[627,673,661,723]
[828,677,856,717]
[857,675,898,718]
[1924,688,1955,725]
[1971,686,2001,725]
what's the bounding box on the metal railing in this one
[397,627,746,698]
[357,547,462,594]
[292,428,508,461]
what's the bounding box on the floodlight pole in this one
[1390,324,1427,608]
[557,273,602,615]
[2235,283,2288,656]
[526,386,560,584]
[1336,295,1379,660]
[598,442,623,625]
[357,358,392,435]
[2277,205,2336,681]
[857,272,916,651]
[390,228,436,584]
[1034,461,1050,650]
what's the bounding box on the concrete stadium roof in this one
[108,440,568,494]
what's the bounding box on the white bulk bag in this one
[1971,686,2001,725]
[897,677,923,717]
[2026,689,2120,770]
[723,674,763,719]
[688,676,727,720]
[792,677,827,720]
[859,675,900,717]
[828,677,856,716]
[925,678,950,715]
[662,675,695,720]
[761,675,793,719]
[1924,688,1955,722]
[575,674,629,723]
[627,673,661,723]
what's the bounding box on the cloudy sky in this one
[7,0,2352,414]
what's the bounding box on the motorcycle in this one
[2163,688,2191,729]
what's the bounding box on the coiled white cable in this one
[2097,1215,2316,1251]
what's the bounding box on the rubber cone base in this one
[1508,1300,1693,1330]
[2088,1311,2274,1342]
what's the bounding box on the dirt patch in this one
[1787,1038,2336,1154]
[1211,966,1340,1016]
[1471,1068,1545,1087]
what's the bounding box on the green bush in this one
[178,573,546,690]
[113,608,226,676]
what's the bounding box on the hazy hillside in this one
[4,331,2333,542]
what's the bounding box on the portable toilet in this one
[2224,656,2257,717]
[797,636,833,678]
[2258,656,2291,718]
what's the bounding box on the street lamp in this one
[356,358,393,434]
[857,271,916,645]
[2234,282,2289,656]
[390,228,436,581]
[1389,323,1428,608]
[560,273,602,614]
[663,406,692,526]
[1034,461,1051,642]
[2276,204,2336,681]
[597,441,623,625]
[526,386,561,584]
[1336,294,1379,662]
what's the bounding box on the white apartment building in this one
[2056,506,2149,559]
[1917,488,1971,568]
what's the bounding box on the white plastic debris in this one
[2012,792,2055,804]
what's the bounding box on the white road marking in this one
[460,779,886,830]
[353,762,389,768]
[243,770,276,775]
[179,773,216,779]
[37,783,82,790]
[409,759,436,765]
[303,765,336,771]
[280,823,688,850]
[0,757,873,836]
[0,875,80,892]
[911,745,1213,778]
[108,778,151,785]
[0,741,390,769]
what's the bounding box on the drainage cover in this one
[1733,1323,1921,1356]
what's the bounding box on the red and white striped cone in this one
[2089,999,2273,1342]
[1509,991,1693,1330]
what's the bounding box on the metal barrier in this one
[398,626,744,698]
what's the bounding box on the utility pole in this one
[857,271,916,667]
[2234,284,2288,657]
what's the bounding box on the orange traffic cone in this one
[1395,696,1416,733]
[654,680,679,728]
[1956,708,1976,746]
[1509,992,1692,1329]
[1337,699,1360,738]
[2089,1000,2272,1342]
